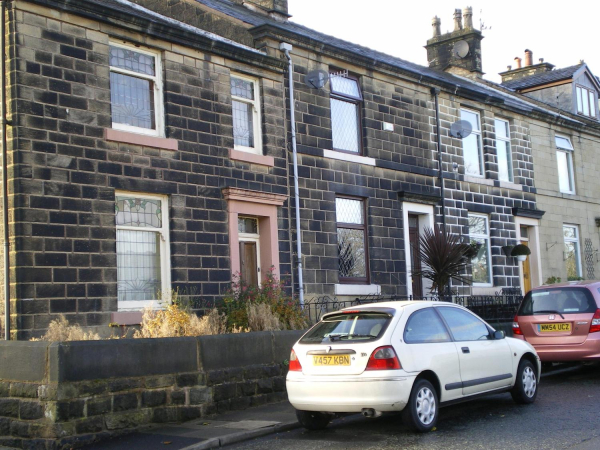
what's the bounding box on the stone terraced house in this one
[1,0,600,339]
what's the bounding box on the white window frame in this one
[563,224,582,279]
[494,118,513,182]
[238,216,261,287]
[468,213,493,287]
[231,73,262,154]
[116,191,171,311]
[460,108,484,177]
[330,72,363,154]
[555,135,575,194]
[576,85,597,118]
[109,42,164,137]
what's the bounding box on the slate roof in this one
[501,64,584,90]
[88,0,585,125]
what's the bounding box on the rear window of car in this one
[300,312,392,344]
[518,287,598,316]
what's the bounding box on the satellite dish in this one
[453,40,470,58]
[304,69,329,89]
[450,120,473,139]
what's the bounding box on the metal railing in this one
[304,292,523,324]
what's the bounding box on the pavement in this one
[84,401,299,450]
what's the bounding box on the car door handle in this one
[461,347,470,354]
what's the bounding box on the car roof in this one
[339,300,456,312]
[532,280,600,290]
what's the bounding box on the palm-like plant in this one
[411,225,472,296]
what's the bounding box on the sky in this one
[287,0,600,84]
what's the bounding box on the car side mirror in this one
[493,330,505,340]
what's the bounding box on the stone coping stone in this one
[0,341,50,382]
[49,337,199,382]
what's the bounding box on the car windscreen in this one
[518,288,597,316]
[300,312,392,344]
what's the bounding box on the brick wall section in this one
[9,2,288,338]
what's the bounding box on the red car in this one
[512,281,600,362]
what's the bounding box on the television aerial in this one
[304,69,329,89]
[450,120,472,139]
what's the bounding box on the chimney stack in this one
[500,50,555,84]
[426,7,484,79]
[463,6,473,29]
[514,57,522,69]
[432,16,441,37]
[238,0,290,20]
[453,9,463,31]
[524,49,533,67]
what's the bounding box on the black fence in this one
[304,291,523,324]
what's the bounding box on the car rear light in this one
[589,309,600,333]
[289,349,302,371]
[512,315,522,335]
[365,346,401,370]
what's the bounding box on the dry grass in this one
[133,304,241,338]
[247,303,282,331]
[31,315,101,341]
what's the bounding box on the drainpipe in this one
[1,0,10,340]
[431,87,446,231]
[280,42,304,308]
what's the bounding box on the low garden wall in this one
[0,330,303,449]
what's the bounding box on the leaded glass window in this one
[231,75,261,153]
[115,193,170,310]
[461,109,483,177]
[330,73,362,154]
[468,214,492,285]
[109,43,163,136]
[336,197,368,282]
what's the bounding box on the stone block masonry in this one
[0,330,303,449]
[8,0,289,338]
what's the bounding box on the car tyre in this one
[402,378,438,432]
[511,359,538,404]
[295,410,332,430]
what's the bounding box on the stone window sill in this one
[229,148,274,167]
[105,128,178,151]
[335,284,381,296]
[324,149,376,166]
[111,311,143,326]
[498,181,523,191]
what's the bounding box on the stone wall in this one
[0,330,302,449]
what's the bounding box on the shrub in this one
[544,276,562,285]
[31,315,101,341]
[223,268,307,331]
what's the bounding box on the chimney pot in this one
[454,9,463,31]
[539,58,544,63]
[507,65,512,70]
[514,57,522,69]
[524,49,533,67]
[463,6,473,29]
[432,16,441,37]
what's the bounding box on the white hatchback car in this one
[287,301,540,432]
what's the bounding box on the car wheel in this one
[511,359,538,404]
[402,378,438,432]
[295,410,332,430]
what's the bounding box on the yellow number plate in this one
[312,355,350,366]
[538,323,571,332]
